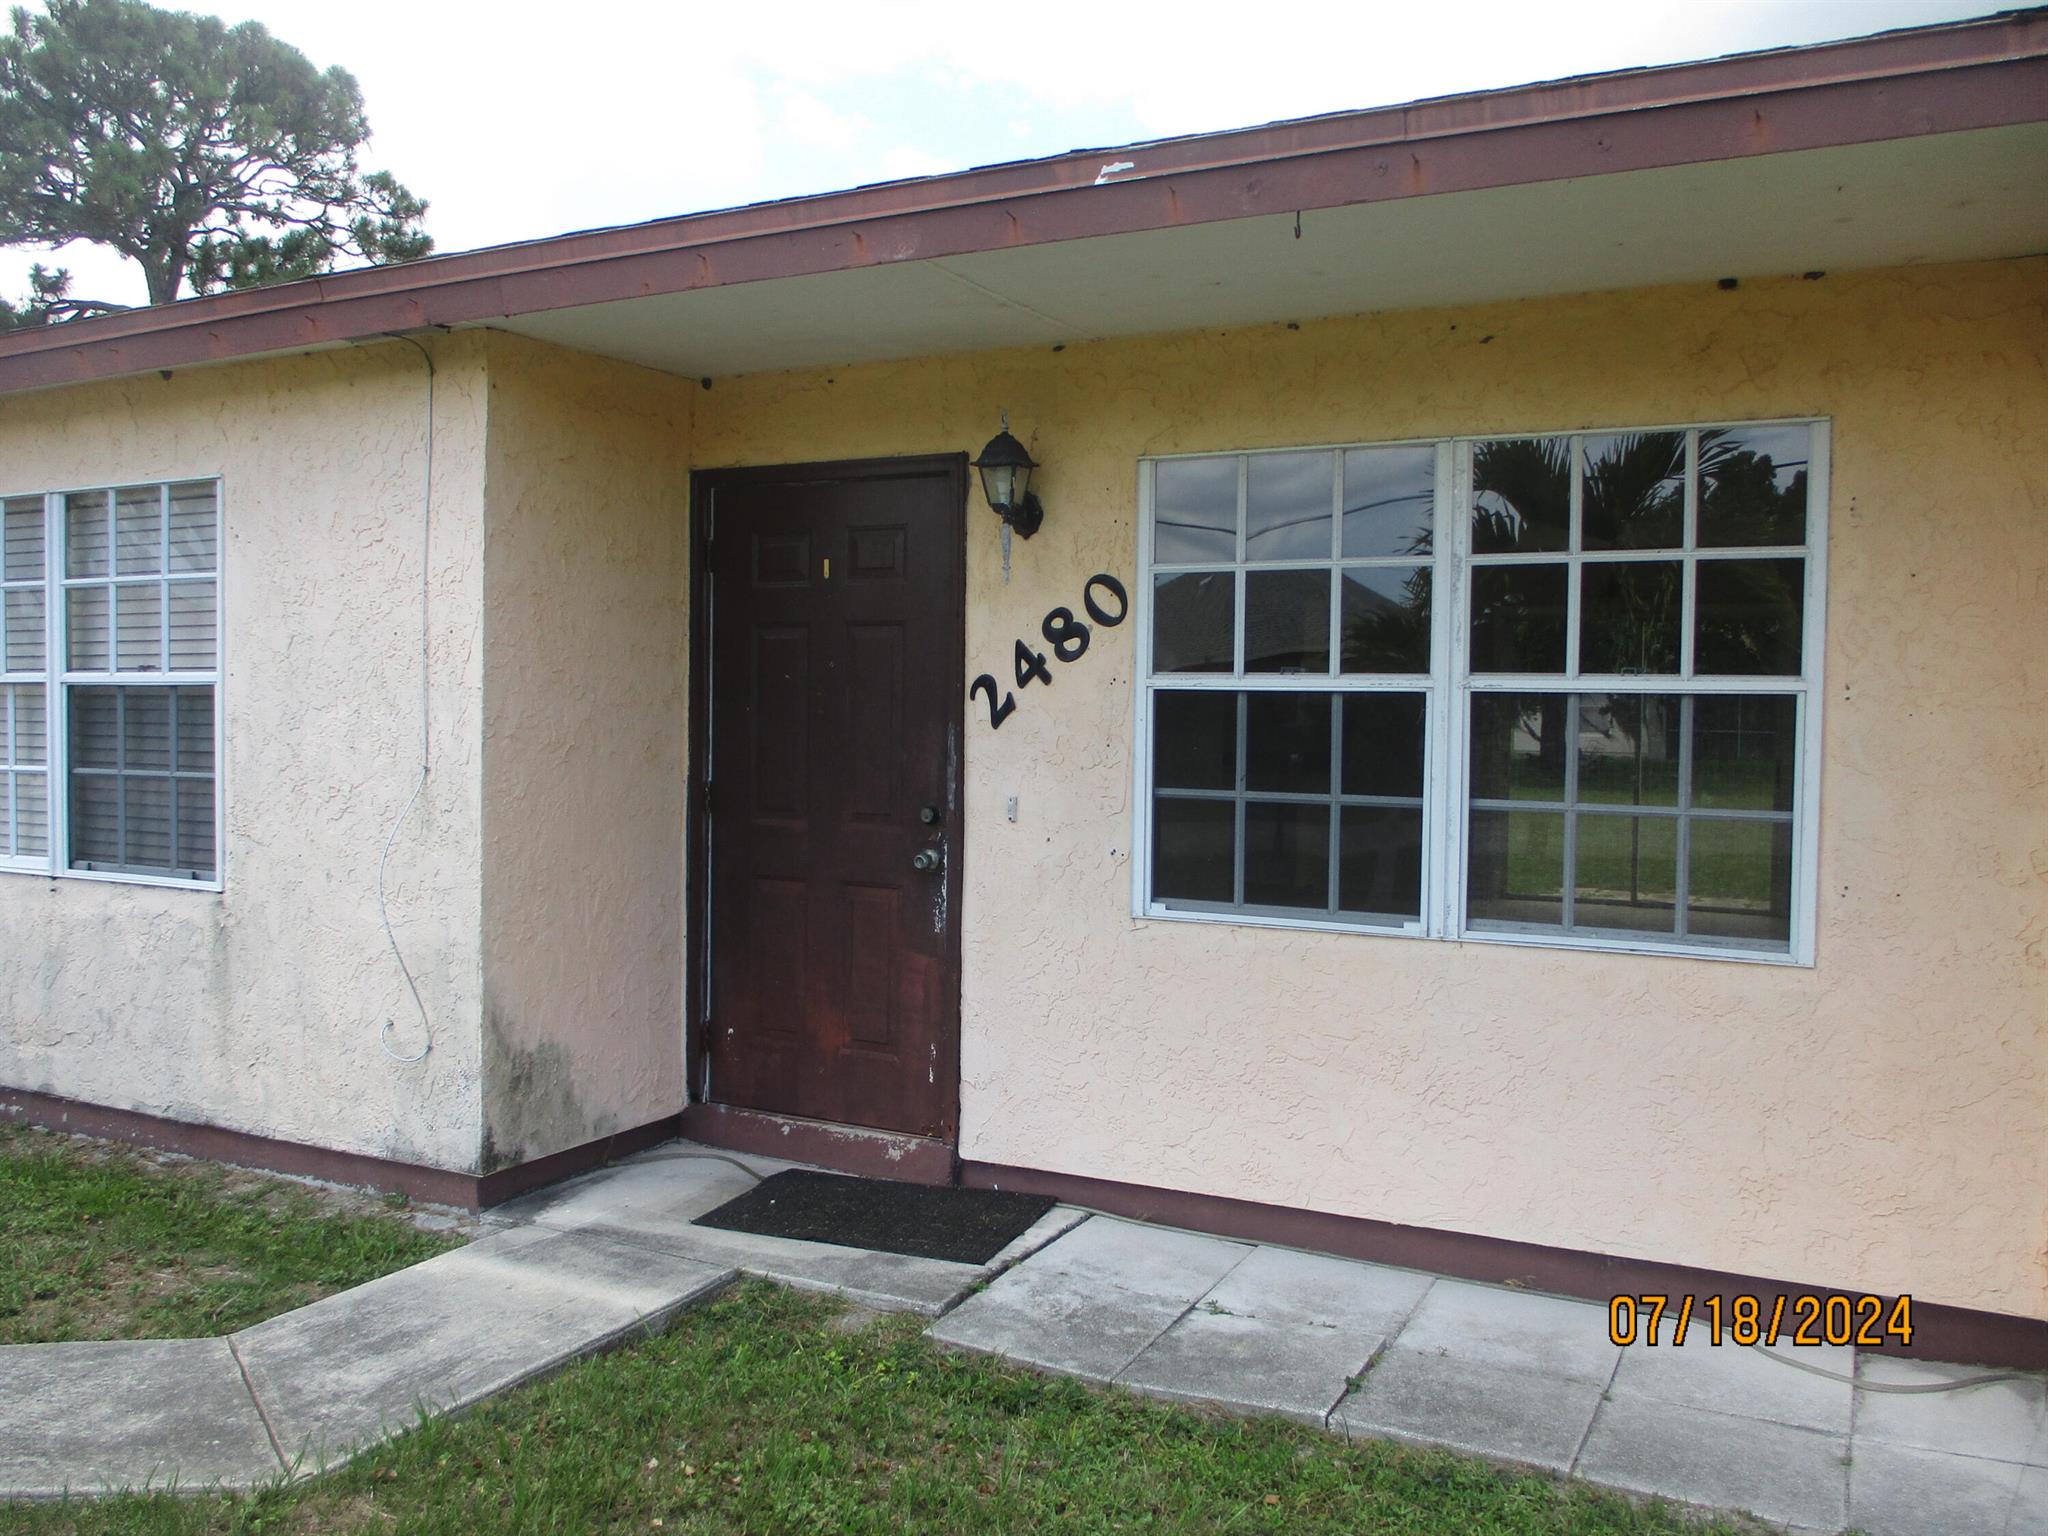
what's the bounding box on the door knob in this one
[911,847,944,873]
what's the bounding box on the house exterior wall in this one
[690,256,2048,1321]
[477,334,694,1170]
[0,337,492,1172]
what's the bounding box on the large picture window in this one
[0,480,221,886]
[1135,423,1824,961]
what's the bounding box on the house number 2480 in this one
[969,574,1128,730]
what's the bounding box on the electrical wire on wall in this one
[376,333,438,1063]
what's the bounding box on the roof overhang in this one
[0,9,2043,395]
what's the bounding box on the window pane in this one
[1470,694,1567,802]
[70,688,119,768]
[1694,558,1804,675]
[67,586,109,670]
[122,689,171,770]
[1579,560,1680,675]
[1244,569,1329,674]
[1471,437,1570,553]
[1246,452,1332,561]
[114,485,163,576]
[6,685,46,765]
[1244,801,1328,909]
[1152,572,1234,673]
[115,582,163,671]
[69,773,119,864]
[1339,807,1422,918]
[122,774,173,869]
[1343,445,1434,558]
[12,770,48,856]
[176,776,216,876]
[1582,431,1684,551]
[1467,808,1565,926]
[1469,564,1566,674]
[1576,694,1680,807]
[1574,812,1677,934]
[66,492,109,577]
[1340,565,1430,673]
[168,579,216,670]
[174,687,215,775]
[1692,694,1795,813]
[168,482,218,573]
[1341,693,1425,799]
[3,588,44,673]
[1687,818,1792,945]
[1154,797,1234,903]
[3,495,42,581]
[1153,457,1237,563]
[1245,692,1329,794]
[1699,425,1808,548]
[1154,690,1235,790]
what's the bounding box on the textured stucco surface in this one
[477,334,693,1168]
[691,258,2048,1320]
[0,338,490,1170]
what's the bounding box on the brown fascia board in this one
[0,9,2043,395]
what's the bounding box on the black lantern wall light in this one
[973,412,1043,540]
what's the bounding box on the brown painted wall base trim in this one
[1,1085,485,1208]
[682,1102,956,1186]
[475,1115,683,1207]
[961,1159,2048,1371]
[0,1085,684,1213]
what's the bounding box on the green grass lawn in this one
[0,1123,461,1344]
[0,1281,1763,1536]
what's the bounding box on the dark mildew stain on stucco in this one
[478,1004,615,1173]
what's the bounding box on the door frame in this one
[684,452,970,1151]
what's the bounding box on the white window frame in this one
[0,477,226,892]
[1131,419,1827,966]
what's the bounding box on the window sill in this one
[1138,902,1808,966]
[0,864,223,894]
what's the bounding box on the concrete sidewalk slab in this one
[1577,1393,1849,1531]
[0,1338,281,1498]
[1393,1278,1621,1384]
[1852,1355,2048,1463]
[1334,1346,1608,1473]
[1117,1307,1370,1425]
[1847,1441,2031,1536]
[1116,1246,1433,1425]
[930,1217,1248,1382]
[233,1224,731,1467]
[1612,1330,1856,1433]
[492,1151,1084,1316]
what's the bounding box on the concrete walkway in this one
[2,1142,2041,1536]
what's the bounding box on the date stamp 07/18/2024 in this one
[1607,1293,1914,1348]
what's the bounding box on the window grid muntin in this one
[0,479,222,887]
[1138,422,1822,963]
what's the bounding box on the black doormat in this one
[693,1170,1055,1265]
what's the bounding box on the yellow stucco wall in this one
[477,334,694,1169]
[0,337,491,1170]
[691,257,2048,1320]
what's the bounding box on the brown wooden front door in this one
[697,457,965,1141]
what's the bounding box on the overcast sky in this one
[0,0,2009,308]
